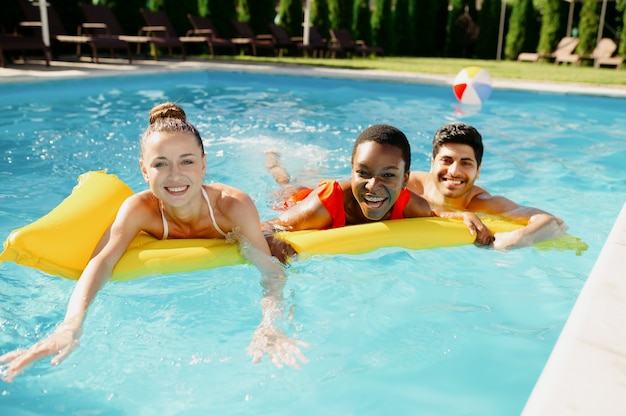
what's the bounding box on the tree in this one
[447,0,479,57]
[577,0,600,56]
[619,0,626,56]
[163,0,199,35]
[414,0,438,56]
[250,0,276,35]
[371,0,393,50]
[328,0,353,29]
[278,0,304,36]
[504,0,536,60]
[393,0,415,55]
[352,0,372,45]
[476,0,503,59]
[536,0,562,56]
[311,0,331,38]
[237,0,250,22]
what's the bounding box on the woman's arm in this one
[0,197,145,382]
[262,187,334,261]
[219,187,309,369]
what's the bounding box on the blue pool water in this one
[0,70,624,415]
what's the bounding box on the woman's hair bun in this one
[149,102,186,125]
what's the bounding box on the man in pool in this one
[407,122,568,250]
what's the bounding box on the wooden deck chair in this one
[518,36,579,63]
[0,2,51,67]
[307,26,327,58]
[556,38,621,67]
[0,33,51,67]
[18,0,131,63]
[268,23,311,57]
[81,4,179,62]
[186,14,235,57]
[231,20,275,56]
[139,9,212,60]
[328,29,384,58]
[591,38,623,69]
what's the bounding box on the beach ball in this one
[453,67,493,105]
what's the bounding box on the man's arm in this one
[468,193,568,249]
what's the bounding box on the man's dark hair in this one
[432,122,483,166]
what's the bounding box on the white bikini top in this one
[160,187,228,239]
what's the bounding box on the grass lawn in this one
[222,55,626,87]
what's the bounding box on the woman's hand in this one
[248,323,309,369]
[264,234,297,264]
[247,298,309,369]
[0,321,82,382]
[460,212,494,246]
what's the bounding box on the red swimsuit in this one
[309,180,411,229]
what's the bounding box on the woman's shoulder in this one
[205,183,254,212]
[205,182,245,198]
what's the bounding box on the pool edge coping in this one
[2,58,626,99]
[522,202,626,415]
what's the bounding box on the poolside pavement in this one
[2,56,626,415]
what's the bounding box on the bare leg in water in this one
[264,150,312,211]
[265,149,292,186]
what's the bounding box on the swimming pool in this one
[0,70,624,415]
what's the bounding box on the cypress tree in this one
[446,0,465,55]
[447,0,479,57]
[504,0,535,60]
[616,0,626,56]
[536,0,561,56]
[339,0,354,30]
[414,0,437,56]
[163,0,199,35]
[311,0,331,37]
[577,0,599,56]
[237,0,250,22]
[328,0,341,29]
[393,0,415,55]
[476,0,502,59]
[353,0,372,44]
[107,0,146,35]
[250,0,276,35]
[371,0,392,50]
[278,0,304,36]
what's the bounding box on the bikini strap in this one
[160,201,169,240]
[203,187,228,238]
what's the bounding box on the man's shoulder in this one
[408,171,430,190]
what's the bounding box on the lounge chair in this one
[186,14,235,57]
[555,38,622,68]
[0,33,51,67]
[517,36,579,64]
[594,45,623,69]
[307,26,327,58]
[231,20,275,56]
[17,0,131,63]
[268,23,311,57]
[139,9,210,60]
[328,29,384,58]
[80,4,178,62]
[0,5,51,67]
